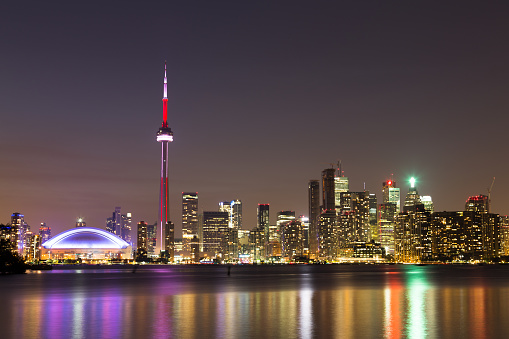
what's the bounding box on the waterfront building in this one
[41,227,131,262]
[500,216,509,257]
[0,224,17,251]
[352,241,385,260]
[308,180,320,259]
[26,234,41,262]
[432,210,500,262]
[106,207,121,235]
[219,200,242,259]
[249,227,265,261]
[281,220,304,260]
[202,211,229,259]
[39,223,51,243]
[339,191,371,243]
[299,215,310,254]
[318,210,338,261]
[182,193,199,253]
[11,213,25,254]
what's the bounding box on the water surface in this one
[2,264,509,338]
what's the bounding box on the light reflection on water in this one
[3,265,509,338]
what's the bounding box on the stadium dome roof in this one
[42,227,129,249]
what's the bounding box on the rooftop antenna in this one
[488,177,495,213]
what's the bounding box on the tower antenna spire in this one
[162,61,168,127]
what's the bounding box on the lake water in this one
[2,264,509,338]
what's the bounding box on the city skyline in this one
[2,1,509,235]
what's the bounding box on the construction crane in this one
[488,177,495,213]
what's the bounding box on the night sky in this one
[2,1,509,237]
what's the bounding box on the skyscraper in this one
[11,213,25,254]
[308,180,320,259]
[257,204,270,255]
[157,62,174,260]
[382,180,400,213]
[334,176,349,209]
[137,221,148,261]
[39,223,51,243]
[182,193,199,253]
[322,168,336,212]
[202,211,229,259]
[106,207,121,235]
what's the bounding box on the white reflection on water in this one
[406,270,429,338]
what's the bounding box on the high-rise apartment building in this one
[11,213,24,253]
[147,222,157,256]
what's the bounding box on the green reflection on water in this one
[405,268,431,338]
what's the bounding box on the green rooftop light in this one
[410,177,416,188]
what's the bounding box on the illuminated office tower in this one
[369,194,378,241]
[277,211,296,231]
[339,191,371,242]
[299,215,310,252]
[202,211,229,259]
[76,217,86,227]
[22,229,33,258]
[219,200,242,229]
[146,222,157,256]
[379,203,397,255]
[11,213,24,253]
[334,176,349,209]
[382,180,400,213]
[308,180,320,259]
[121,213,132,243]
[322,168,336,212]
[395,179,431,262]
[403,177,421,212]
[219,200,241,259]
[39,223,51,243]
[281,220,304,260]
[500,216,509,256]
[257,204,270,239]
[257,203,270,257]
[156,62,174,260]
[182,193,199,253]
[420,196,434,213]
[249,226,265,261]
[137,221,148,260]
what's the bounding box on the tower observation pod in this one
[157,62,174,261]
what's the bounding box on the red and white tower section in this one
[157,62,174,260]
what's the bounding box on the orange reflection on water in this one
[384,273,403,339]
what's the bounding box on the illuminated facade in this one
[379,203,397,255]
[182,193,199,253]
[202,211,229,259]
[318,210,337,260]
[281,220,304,260]
[157,62,174,260]
[334,175,349,209]
[322,168,336,212]
[11,213,25,254]
[76,217,86,227]
[137,221,148,260]
[41,227,132,261]
[382,180,400,213]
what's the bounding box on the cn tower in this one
[157,62,174,260]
